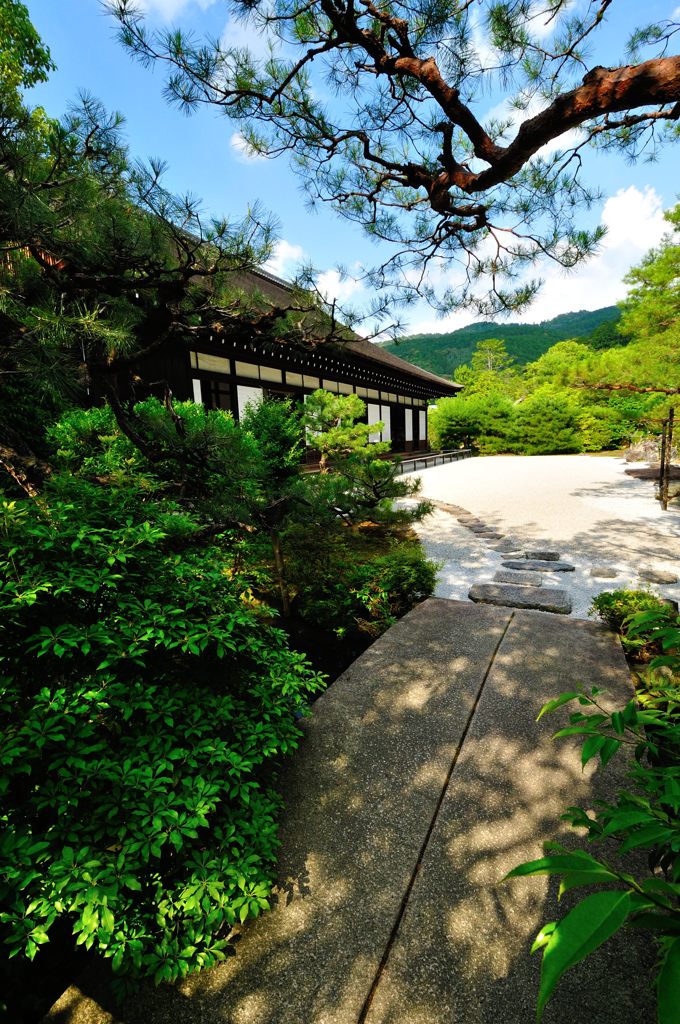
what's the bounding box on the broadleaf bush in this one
[590,588,675,656]
[0,480,323,989]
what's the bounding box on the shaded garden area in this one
[3,0,680,1020]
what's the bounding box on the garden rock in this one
[493,570,545,587]
[524,549,561,561]
[639,569,679,585]
[502,559,576,572]
[491,538,525,552]
[590,567,619,578]
[468,583,572,614]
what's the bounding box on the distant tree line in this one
[430,210,680,455]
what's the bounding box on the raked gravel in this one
[402,454,680,619]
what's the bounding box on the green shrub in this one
[510,390,582,455]
[577,405,629,452]
[348,546,438,633]
[590,589,674,655]
[429,394,514,453]
[0,482,323,990]
[290,540,437,638]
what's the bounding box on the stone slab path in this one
[48,600,655,1024]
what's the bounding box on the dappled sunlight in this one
[362,609,654,1024]
[52,603,655,1024]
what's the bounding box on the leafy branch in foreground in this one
[110,0,680,314]
[507,638,680,1022]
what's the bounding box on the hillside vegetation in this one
[383,307,621,377]
[429,206,680,457]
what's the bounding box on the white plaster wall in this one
[237,384,263,419]
[368,403,381,443]
[380,404,391,442]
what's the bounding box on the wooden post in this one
[662,407,674,511]
[659,419,668,507]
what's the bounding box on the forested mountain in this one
[383,306,620,377]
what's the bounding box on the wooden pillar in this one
[662,407,675,511]
[659,418,668,500]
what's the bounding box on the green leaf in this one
[531,922,556,954]
[552,726,601,740]
[537,692,583,721]
[620,823,672,854]
[658,937,680,1024]
[601,811,656,836]
[537,891,632,1022]
[505,852,606,881]
[581,734,607,767]
[558,869,619,895]
[599,738,622,767]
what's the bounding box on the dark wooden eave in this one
[234,267,462,398]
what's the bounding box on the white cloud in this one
[137,0,219,20]
[405,185,668,334]
[262,239,306,279]
[468,9,500,72]
[514,185,667,322]
[316,268,364,304]
[229,131,265,163]
[528,0,579,41]
[220,14,277,60]
[403,307,475,337]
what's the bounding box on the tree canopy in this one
[111,0,680,314]
[0,7,383,490]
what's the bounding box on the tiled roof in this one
[244,268,461,395]
[344,337,462,393]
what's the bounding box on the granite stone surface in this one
[364,612,652,1024]
[639,569,679,585]
[493,569,545,587]
[468,583,572,614]
[502,559,575,572]
[46,603,651,1024]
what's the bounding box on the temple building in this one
[146,267,461,453]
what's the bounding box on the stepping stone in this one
[468,524,494,534]
[491,537,525,553]
[639,569,679,585]
[469,583,572,614]
[503,559,576,572]
[591,566,619,579]
[432,502,464,515]
[524,549,561,561]
[480,533,503,541]
[494,569,545,587]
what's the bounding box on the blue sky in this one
[25,0,680,335]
